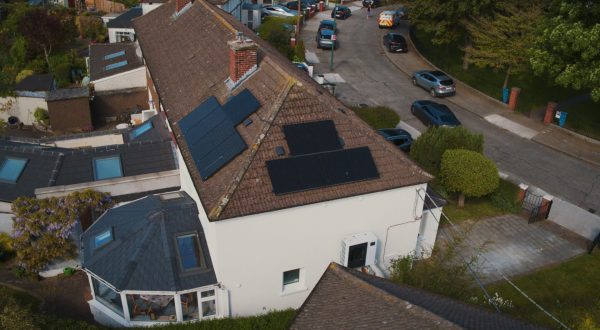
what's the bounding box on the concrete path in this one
[441,214,587,284]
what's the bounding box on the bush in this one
[33,108,49,125]
[351,106,400,129]
[12,267,26,278]
[489,179,522,213]
[293,40,305,62]
[52,62,72,88]
[440,149,499,207]
[0,233,15,262]
[410,126,484,175]
[258,17,296,60]
[15,70,33,83]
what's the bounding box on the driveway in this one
[440,214,587,283]
[300,4,600,214]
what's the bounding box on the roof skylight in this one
[94,228,113,249]
[93,156,123,181]
[129,120,153,140]
[103,50,125,61]
[105,60,128,71]
[0,157,28,183]
[176,234,202,271]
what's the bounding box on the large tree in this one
[531,1,600,100]
[464,4,543,89]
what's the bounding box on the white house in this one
[88,43,146,92]
[80,0,442,326]
[107,7,142,43]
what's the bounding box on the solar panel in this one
[266,147,379,195]
[283,120,342,155]
[129,120,153,140]
[222,89,261,125]
[105,60,128,71]
[0,157,28,183]
[104,50,125,60]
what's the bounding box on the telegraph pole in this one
[329,0,336,70]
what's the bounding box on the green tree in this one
[464,3,543,89]
[293,40,306,62]
[440,149,499,207]
[9,37,28,71]
[410,126,484,175]
[531,1,600,100]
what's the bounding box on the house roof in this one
[291,263,546,330]
[106,7,142,29]
[14,74,54,92]
[82,191,217,292]
[46,87,90,101]
[0,115,176,202]
[89,43,144,81]
[133,1,432,221]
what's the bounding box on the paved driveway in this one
[441,214,587,283]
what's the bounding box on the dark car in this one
[377,128,413,152]
[318,19,337,33]
[412,70,456,97]
[362,0,380,8]
[316,28,337,49]
[286,1,309,12]
[331,5,351,19]
[383,33,407,53]
[411,100,461,127]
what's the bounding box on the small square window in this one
[129,121,153,140]
[93,156,123,181]
[283,269,300,286]
[95,228,113,248]
[0,157,28,183]
[176,234,202,271]
[200,290,215,298]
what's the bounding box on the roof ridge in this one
[208,77,296,220]
[47,153,65,187]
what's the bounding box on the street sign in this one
[332,34,337,41]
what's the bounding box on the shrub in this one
[293,40,305,62]
[12,267,26,278]
[63,267,76,277]
[489,179,522,213]
[33,108,49,125]
[440,149,499,207]
[410,126,484,175]
[258,17,296,60]
[15,70,34,83]
[0,233,15,262]
[351,106,400,129]
[52,62,72,88]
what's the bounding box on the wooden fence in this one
[86,0,126,13]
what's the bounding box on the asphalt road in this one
[301,7,600,213]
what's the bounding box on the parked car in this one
[383,32,407,52]
[318,19,337,33]
[412,70,456,97]
[286,0,314,14]
[396,5,408,19]
[378,10,400,29]
[331,5,352,19]
[377,128,413,152]
[362,0,380,8]
[411,100,461,127]
[316,29,337,49]
[262,5,297,17]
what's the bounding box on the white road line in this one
[484,114,538,140]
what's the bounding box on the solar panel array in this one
[179,90,261,180]
[283,120,342,155]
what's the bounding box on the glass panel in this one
[176,234,201,270]
[0,158,28,183]
[105,60,129,71]
[94,229,113,248]
[200,290,215,298]
[104,50,125,60]
[283,269,300,285]
[92,277,123,316]
[180,292,199,321]
[128,294,175,322]
[94,156,123,180]
[201,300,216,317]
[129,121,153,140]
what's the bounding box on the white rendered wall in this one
[417,207,442,258]
[211,183,427,316]
[142,3,163,15]
[92,67,146,92]
[0,96,47,125]
[108,28,135,43]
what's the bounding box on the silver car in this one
[412,70,456,97]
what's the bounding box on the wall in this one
[141,2,163,15]
[549,197,600,241]
[91,88,148,125]
[211,183,428,316]
[0,96,47,126]
[47,97,92,132]
[86,0,126,13]
[92,67,146,92]
[108,27,135,43]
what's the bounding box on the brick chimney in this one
[227,33,258,86]
[175,0,191,14]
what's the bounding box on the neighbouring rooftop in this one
[106,6,143,29]
[14,74,55,92]
[89,43,144,81]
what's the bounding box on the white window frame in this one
[281,268,306,296]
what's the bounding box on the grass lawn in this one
[351,106,400,129]
[442,179,521,224]
[410,28,600,140]
[142,309,296,330]
[477,251,600,329]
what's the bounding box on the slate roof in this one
[89,43,144,81]
[291,263,546,330]
[46,87,90,101]
[82,192,217,291]
[134,1,432,221]
[0,115,176,202]
[14,74,54,92]
[106,7,142,29]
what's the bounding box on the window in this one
[105,60,128,71]
[129,121,153,140]
[93,156,123,180]
[0,157,28,183]
[200,290,216,317]
[103,50,125,60]
[92,277,123,316]
[176,234,202,271]
[94,229,113,248]
[115,31,134,42]
[158,191,183,201]
[283,269,300,285]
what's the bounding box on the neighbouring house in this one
[0,114,179,233]
[240,3,262,30]
[290,263,544,330]
[82,191,226,327]
[0,74,54,126]
[140,0,167,14]
[118,0,444,326]
[107,6,142,43]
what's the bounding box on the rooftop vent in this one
[275,146,285,157]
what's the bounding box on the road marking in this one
[322,73,346,83]
[349,6,362,12]
[484,114,538,140]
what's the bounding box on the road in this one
[301,6,600,213]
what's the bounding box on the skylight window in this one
[93,156,123,181]
[94,228,113,248]
[129,120,153,140]
[104,60,128,71]
[103,50,125,60]
[176,234,202,271]
[159,192,183,201]
[0,157,28,183]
